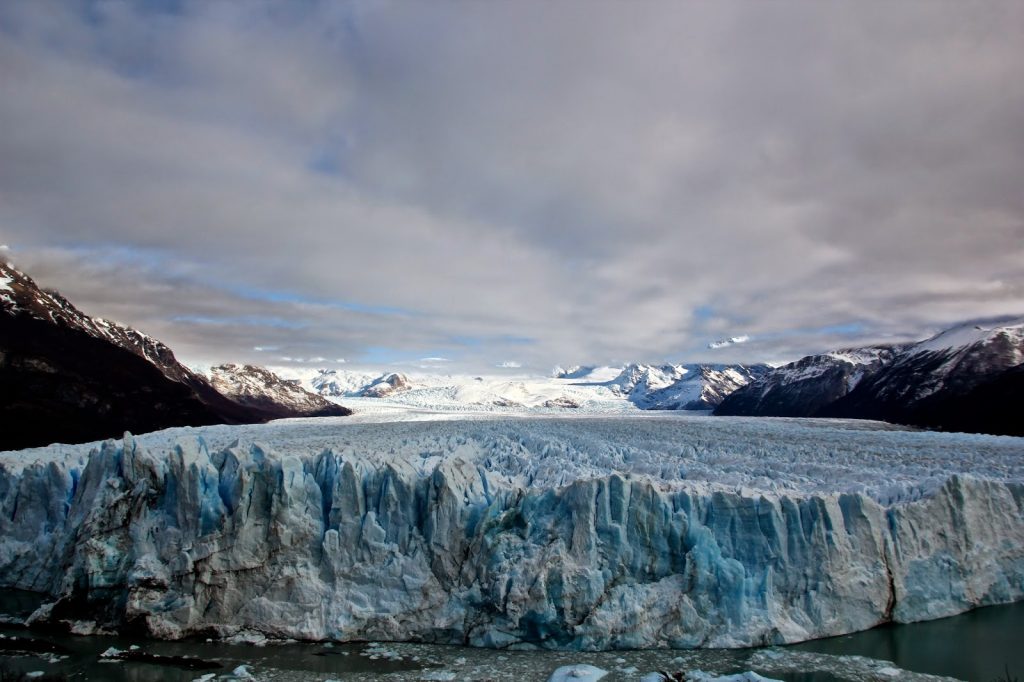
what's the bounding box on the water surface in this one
[2,590,1021,681]
[791,601,1024,681]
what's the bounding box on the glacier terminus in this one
[1,414,1021,651]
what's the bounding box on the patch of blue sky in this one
[172,315,306,330]
[61,242,175,271]
[58,243,416,319]
[448,335,482,347]
[757,322,868,340]
[307,150,345,177]
[692,304,717,322]
[306,136,351,178]
[81,0,185,23]
[689,303,755,330]
[805,322,867,336]
[358,345,461,366]
[498,334,536,345]
[71,4,183,82]
[448,334,536,347]
[226,283,417,317]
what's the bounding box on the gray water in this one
[1,590,1021,681]
[791,601,1024,681]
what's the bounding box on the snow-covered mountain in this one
[282,368,382,398]
[715,345,905,418]
[0,261,197,382]
[275,363,766,414]
[551,365,599,379]
[360,372,413,397]
[274,366,612,411]
[607,363,771,410]
[2,416,1021,648]
[0,262,348,449]
[648,365,773,410]
[821,318,1024,434]
[207,364,350,419]
[605,363,687,398]
[717,318,1024,435]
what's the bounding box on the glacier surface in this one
[1,415,1022,650]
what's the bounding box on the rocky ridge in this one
[0,262,349,449]
[207,364,350,420]
[717,318,1024,435]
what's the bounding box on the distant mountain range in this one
[0,262,348,450]
[716,318,1024,436]
[600,362,771,410]
[279,362,771,412]
[283,323,1024,436]
[2,260,1020,446]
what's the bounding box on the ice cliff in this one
[1,417,1022,650]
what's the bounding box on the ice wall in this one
[1,428,1022,650]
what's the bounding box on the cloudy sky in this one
[2,0,1022,372]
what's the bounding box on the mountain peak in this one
[911,317,1024,355]
[1,262,351,449]
[716,317,1024,435]
[208,364,348,418]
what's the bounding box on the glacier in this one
[0,415,1022,650]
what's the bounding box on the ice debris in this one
[685,673,780,682]
[547,664,609,681]
[749,650,959,681]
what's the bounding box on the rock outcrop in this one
[207,364,351,419]
[360,372,412,398]
[543,397,580,409]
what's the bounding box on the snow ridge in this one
[911,317,1024,355]
[207,364,347,418]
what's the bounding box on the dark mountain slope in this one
[0,262,349,450]
[716,319,1024,436]
[0,310,225,450]
[820,321,1024,435]
[715,346,904,418]
[208,364,349,420]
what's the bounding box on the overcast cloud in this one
[1,0,1022,371]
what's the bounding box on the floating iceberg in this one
[546,664,608,681]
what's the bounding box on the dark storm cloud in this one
[1,0,1022,369]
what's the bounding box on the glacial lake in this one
[1,590,1021,681]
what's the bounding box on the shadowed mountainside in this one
[0,262,349,450]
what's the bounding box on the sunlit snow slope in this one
[273,363,768,415]
[1,415,1022,650]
